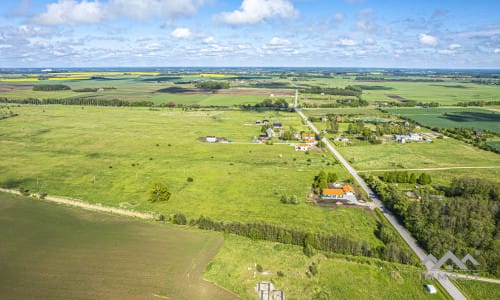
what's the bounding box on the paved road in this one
[295,108,467,300]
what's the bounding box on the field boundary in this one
[0,187,155,220]
[357,166,500,173]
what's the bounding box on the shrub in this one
[172,213,187,225]
[256,264,263,272]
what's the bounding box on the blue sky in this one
[0,0,499,68]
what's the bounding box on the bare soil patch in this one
[0,84,33,92]
[156,87,294,96]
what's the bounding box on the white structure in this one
[266,127,276,138]
[294,143,310,151]
[425,284,437,294]
[394,134,423,143]
[206,136,217,143]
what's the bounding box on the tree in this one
[327,172,338,183]
[417,173,432,185]
[327,119,339,134]
[148,181,171,202]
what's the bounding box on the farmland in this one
[205,235,447,300]
[0,192,237,300]
[0,105,384,248]
[452,279,500,300]
[385,107,500,134]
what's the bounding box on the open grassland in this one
[0,192,237,300]
[0,105,383,247]
[335,138,500,182]
[302,107,385,117]
[205,235,449,300]
[385,107,500,134]
[359,81,500,105]
[452,279,500,300]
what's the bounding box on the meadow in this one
[385,107,500,134]
[0,105,384,248]
[0,192,237,300]
[205,235,448,300]
[452,279,500,300]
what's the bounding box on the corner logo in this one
[423,251,479,271]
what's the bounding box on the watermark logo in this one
[423,251,479,271]
[420,251,481,281]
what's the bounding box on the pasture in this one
[386,107,500,134]
[0,105,383,248]
[0,192,237,300]
[205,235,448,300]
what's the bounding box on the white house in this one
[206,136,217,143]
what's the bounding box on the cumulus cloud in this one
[495,48,500,54]
[334,13,345,22]
[32,0,105,25]
[448,43,462,50]
[419,33,438,46]
[171,27,192,39]
[269,37,291,46]
[203,36,216,44]
[339,38,357,46]
[437,49,455,55]
[32,0,205,25]
[215,0,298,25]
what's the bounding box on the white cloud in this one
[448,43,462,50]
[215,0,298,25]
[171,27,192,39]
[438,49,455,55]
[269,37,290,46]
[32,0,105,25]
[203,36,216,44]
[334,13,345,22]
[419,33,438,46]
[339,38,357,46]
[33,0,205,25]
[494,48,500,54]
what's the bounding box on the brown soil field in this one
[0,84,33,92]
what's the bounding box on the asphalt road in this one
[295,108,467,300]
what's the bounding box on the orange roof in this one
[296,143,309,147]
[302,133,315,138]
[322,188,344,196]
[342,185,354,193]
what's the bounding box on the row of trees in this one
[241,98,289,109]
[456,100,500,107]
[192,215,416,264]
[194,81,230,90]
[0,97,154,107]
[304,85,362,97]
[33,84,71,91]
[366,175,499,276]
[381,171,432,185]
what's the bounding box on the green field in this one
[205,235,448,300]
[0,192,236,300]
[0,105,383,248]
[359,81,500,105]
[335,138,500,184]
[386,107,500,134]
[452,279,500,300]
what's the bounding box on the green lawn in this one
[452,279,500,300]
[0,105,383,248]
[205,235,449,300]
[0,192,236,300]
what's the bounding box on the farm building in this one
[301,133,316,140]
[321,184,357,202]
[294,143,310,151]
[206,136,217,143]
[394,134,423,143]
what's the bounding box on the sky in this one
[0,0,499,68]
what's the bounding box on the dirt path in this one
[357,166,500,173]
[0,188,155,220]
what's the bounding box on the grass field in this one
[452,279,500,300]
[0,192,237,300]
[205,235,449,300]
[386,107,500,134]
[0,105,384,248]
[359,81,500,105]
[335,138,500,183]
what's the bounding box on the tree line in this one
[380,171,432,185]
[32,84,71,91]
[195,81,230,90]
[366,175,499,276]
[303,85,362,97]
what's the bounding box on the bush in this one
[309,262,318,276]
[187,177,194,182]
[256,264,263,272]
[277,271,285,277]
[172,213,187,225]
